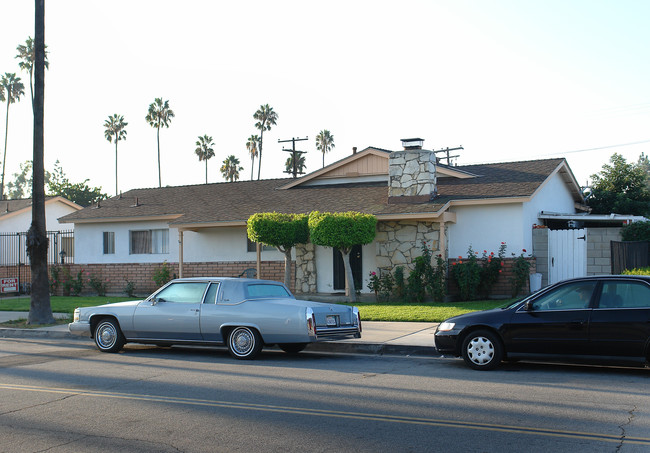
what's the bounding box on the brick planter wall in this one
[2,261,293,297]
[446,257,537,300]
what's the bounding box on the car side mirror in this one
[524,301,534,311]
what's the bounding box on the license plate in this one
[326,315,338,327]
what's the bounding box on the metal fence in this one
[0,230,75,267]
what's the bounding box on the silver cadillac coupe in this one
[69,277,361,359]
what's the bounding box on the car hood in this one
[443,306,513,326]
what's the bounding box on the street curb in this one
[0,327,439,357]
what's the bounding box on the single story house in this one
[58,138,591,295]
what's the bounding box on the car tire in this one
[278,343,308,354]
[94,318,125,353]
[461,330,503,370]
[227,326,263,360]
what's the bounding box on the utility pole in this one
[279,137,308,178]
[433,146,464,166]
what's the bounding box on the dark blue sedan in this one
[435,275,650,370]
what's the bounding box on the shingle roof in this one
[59,158,573,226]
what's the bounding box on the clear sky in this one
[1,0,649,197]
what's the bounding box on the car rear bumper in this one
[316,326,361,340]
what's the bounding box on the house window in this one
[246,237,275,252]
[130,229,169,254]
[103,232,115,254]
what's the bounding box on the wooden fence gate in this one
[548,229,587,284]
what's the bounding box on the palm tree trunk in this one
[156,125,161,187]
[205,160,208,184]
[115,137,118,196]
[257,129,264,180]
[28,0,54,325]
[250,155,254,180]
[1,101,9,200]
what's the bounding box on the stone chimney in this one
[388,138,437,203]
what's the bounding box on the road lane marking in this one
[1,382,648,445]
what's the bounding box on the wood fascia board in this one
[174,220,247,231]
[60,214,184,224]
[278,148,390,189]
[436,167,476,179]
[448,196,530,207]
[47,196,83,211]
[529,160,583,203]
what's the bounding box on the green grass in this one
[0,296,512,323]
[345,300,511,322]
[0,296,136,315]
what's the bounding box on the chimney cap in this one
[400,138,424,150]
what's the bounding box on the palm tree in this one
[145,98,175,187]
[220,155,243,182]
[1,73,26,200]
[315,129,335,168]
[245,135,259,180]
[28,0,54,325]
[195,134,215,184]
[103,114,128,196]
[285,153,306,177]
[253,104,278,180]
[15,36,49,112]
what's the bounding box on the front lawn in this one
[0,296,512,323]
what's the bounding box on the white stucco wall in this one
[74,223,288,264]
[0,201,77,233]
[447,173,577,259]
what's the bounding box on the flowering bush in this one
[49,266,61,295]
[479,242,506,298]
[430,254,447,302]
[70,269,85,296]
[367,270,395,302]
[89,274,108,297]
[511,249,531,297]
[153,261,172,287]
[451,246,482,301]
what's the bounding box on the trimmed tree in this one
[308,211,376,301]
[247,212,309,288]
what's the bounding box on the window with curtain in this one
[130,229,168,254]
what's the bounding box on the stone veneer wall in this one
[375,221,441,272]
[294,242,317,294]
[388,150,437,197]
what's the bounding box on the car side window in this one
[155,282,209,304]
[203,282,220,304]
[599,282,650,309]
[531,281,597,311]
[246,284,291,299]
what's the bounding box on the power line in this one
[550,139,650,156]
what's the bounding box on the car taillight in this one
[353,307,362,332]
[306,307,316,337]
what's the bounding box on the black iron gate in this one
[0,230,74,293]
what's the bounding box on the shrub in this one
[510,250,531,297]
[621,221,650,241]
[89,274,108,297]
[622,267,650,275]
[393,266,405,300]
[124,278,136,297]
[49,266,61,295]
[451,246,482,301]
[70,269,85,296]
[479,242,506,298]
[430,254,447,302]
[153,261,172,287]
[367,270,394,302]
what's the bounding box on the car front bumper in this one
[434,330,461,356]
[68,321,91,337]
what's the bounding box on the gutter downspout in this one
[178,230,184,278]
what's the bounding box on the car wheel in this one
[94,318,125,353]
[227,326,262,360]
[461,330,503,370]
[278,343,308,354]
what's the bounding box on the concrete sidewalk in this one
[0,311,439,357]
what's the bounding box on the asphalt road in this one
[1,338,649,453]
